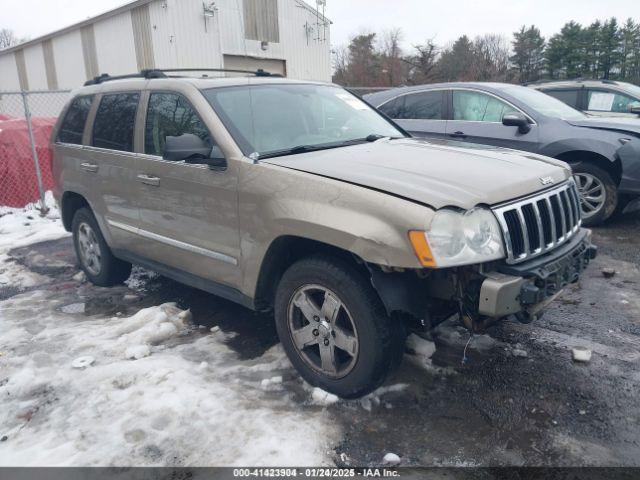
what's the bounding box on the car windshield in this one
[202,84,404,158]
[501,85,587,120]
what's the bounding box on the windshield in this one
[203,84,404,157]
[500,85,587,120]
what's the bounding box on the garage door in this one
[223,55,286,76]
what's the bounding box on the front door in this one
[135,91,241,288]
[446,89,540,152]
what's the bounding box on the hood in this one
[566,116,640,136]
[262,138,571,210]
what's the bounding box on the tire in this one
[571,163,618,227]
[72,207,132,286]
[274,255,405,398]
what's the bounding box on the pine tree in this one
[598,18,622,79]
[510,25,546,83]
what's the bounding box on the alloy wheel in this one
[573,172,606,219]
[287,284,359,379]
[77,222,102,276]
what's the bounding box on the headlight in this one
[409,207,505,267]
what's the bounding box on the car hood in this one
[566,116,640,135]
[262,138,571,210]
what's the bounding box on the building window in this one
[243,0,279,43]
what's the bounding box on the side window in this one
[145,92,212,157]
[92,92,140,152]
[378,96,404,118]
[452,90,518,122]
[57,95,93,144]
[399,91,443,120]
[587,90,636,113]
[544,89,579,108]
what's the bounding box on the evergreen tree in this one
[598,18,622,79]
[510,25,546,83]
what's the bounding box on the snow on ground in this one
[0,196,339,466]
[0,193,69,290]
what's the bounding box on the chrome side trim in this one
[107,219,238,266]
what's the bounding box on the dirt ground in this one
[1,210,639,467]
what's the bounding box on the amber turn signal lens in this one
[408,231,436,267]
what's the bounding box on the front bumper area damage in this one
[478,228,597,323]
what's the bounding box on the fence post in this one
[21,91,49,215]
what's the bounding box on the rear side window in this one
[544,89,579,108]
[587,90,636,113]
[92,92,140,152]
[399,91,443,120]
[144,92,212,156]
[378,96,404,118]
[57,95,93,144]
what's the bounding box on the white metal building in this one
[0,0,331,92]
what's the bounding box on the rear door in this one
[446,89,540,152]
[84,91,142,253]
[378,90,447,138]
[134,90,241,288]
[541,88,583,110]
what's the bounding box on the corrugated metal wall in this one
[95,10,139,74]
[51,30,86,89]
[0,0,331,91]
[42,39,58,90]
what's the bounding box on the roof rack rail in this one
[84,67,281,85]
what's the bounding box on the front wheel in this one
[572,163,618,227]
[274,255,405,399]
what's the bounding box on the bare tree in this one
[378,28,405,86]
[331,45,350,85]
[0,28,22,50]
[403,39,439,84]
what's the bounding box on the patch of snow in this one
[0,290,339,466]
[382,452,400,465]
[125,344,151,360]
[310,387,340,406]
[0,192,69,291]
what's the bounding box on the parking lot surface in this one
[1,207,639,466]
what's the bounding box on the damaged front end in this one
[369,228,597,334]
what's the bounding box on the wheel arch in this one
[253,235,371,312]
[555,150,622,186]
[60,191,91,231]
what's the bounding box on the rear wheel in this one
[274,255,405,399]
[572,163,617,227]
[72,208,132,286]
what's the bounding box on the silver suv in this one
[52,69,597,398]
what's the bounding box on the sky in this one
[2,0,638,50]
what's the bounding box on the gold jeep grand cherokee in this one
[52,69,597,398]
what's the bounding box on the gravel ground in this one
[1,209,639,467]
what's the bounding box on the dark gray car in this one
[365,82,640,226]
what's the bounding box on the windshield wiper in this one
[256,134,402,160]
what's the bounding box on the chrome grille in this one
[493,181,582,264]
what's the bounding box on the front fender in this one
[238,162,433,297]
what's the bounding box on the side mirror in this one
[502,112,531,134]
[163,134,227,170]
[629,102,640,116]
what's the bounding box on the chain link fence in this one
[0,90,71,213]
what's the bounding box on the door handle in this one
[137,174,160,186]
[80,162,98,173]
[448,131,467,139]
